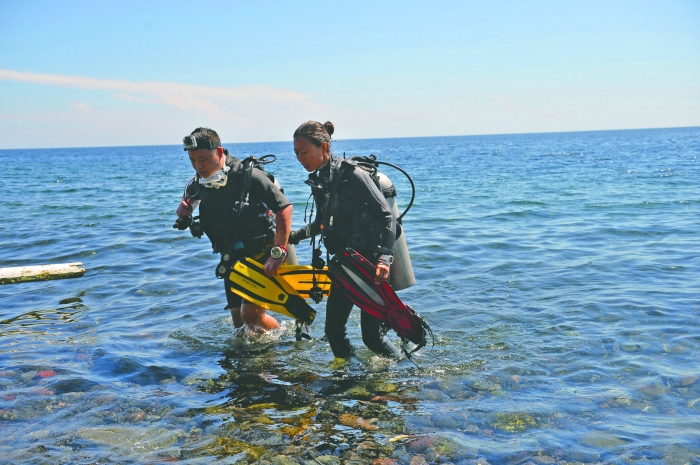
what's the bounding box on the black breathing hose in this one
[350,158,416,220]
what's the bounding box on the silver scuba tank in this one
[285,244,298,265]
[377,172,415,291]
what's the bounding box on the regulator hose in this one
[350,157,416,219]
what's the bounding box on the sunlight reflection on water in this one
[1,127,699,463]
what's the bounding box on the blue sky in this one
[1,0,698,148]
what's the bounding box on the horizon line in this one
[1,124,698,151]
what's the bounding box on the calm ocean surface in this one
[1,127,699,464]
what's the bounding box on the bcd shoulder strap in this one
[321,157,353,236]
[233,156,255,215]
[232,155,279,214]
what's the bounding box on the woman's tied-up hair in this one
[293,121,335,153]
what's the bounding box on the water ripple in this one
[1,128,699,463]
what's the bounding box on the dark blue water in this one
[1,127,699,464]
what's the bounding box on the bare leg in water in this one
[230,302,280,334]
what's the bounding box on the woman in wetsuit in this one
[289,121,401,358]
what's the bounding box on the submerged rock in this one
[50,378,99,395]
[642,405,659,414]
[370,381,398,394]
[252,414,275,425]
[657,443,700,465]
[621,342,646,352]
[663,341,693,354]
[207,436,267,461]
[339,413,379,431]
[77,426,184,453]
[407,388,450,402]
[436,380,476,399]
[492,413,537,433]
[238,428,285,446]
[346,385,371,397]
[560,448,600,463]
[638,380,669,398]
[687,398,700,410]
[471,379,501,392]
[579,430,628,449]
[20,370,38,382]
[269,454,300,465]
[409,455,429,465]
[314,455,342,465]
[407,432,479,461]
[529,455,556,464]
[430,412,466,429]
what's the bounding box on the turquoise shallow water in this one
[1,127,699,464]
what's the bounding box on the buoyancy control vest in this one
[193,154,280,254]
[308,154,416,291]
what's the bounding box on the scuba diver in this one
[174,127,292,334]
[289,120,422,359]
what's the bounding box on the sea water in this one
[1,127,699,464]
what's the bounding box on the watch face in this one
[271,247,285,259]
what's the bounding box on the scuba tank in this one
[311,154,416,291]
[377,172,415,291]
[285,242,299,265]
[345,154,416,291]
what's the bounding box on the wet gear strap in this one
[232,154,279,216]
[183,134,219,151]
[233,157,254,215]
[295,320,312,341]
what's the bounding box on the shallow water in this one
[1,127,699,464]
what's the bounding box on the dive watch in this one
[270,245,288,260]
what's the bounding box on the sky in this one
[0,0,699,149]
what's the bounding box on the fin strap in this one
[295,321,311,341]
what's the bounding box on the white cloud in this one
[1,69,697,148]
[73,102,93,113]
[0,69,328,148]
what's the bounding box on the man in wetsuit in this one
[176,128,292,333]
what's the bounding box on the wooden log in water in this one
[0,263,86,285]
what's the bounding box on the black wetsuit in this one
[297,157,400,358]
[198,155,291,308]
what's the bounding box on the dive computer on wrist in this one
[270,245,288,260]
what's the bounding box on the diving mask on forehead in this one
[199,165,230,189]
[183,134,220,151]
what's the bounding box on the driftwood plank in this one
[0,263,86,285]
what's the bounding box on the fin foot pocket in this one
[329,248,434,354]
[227,258,317,324]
